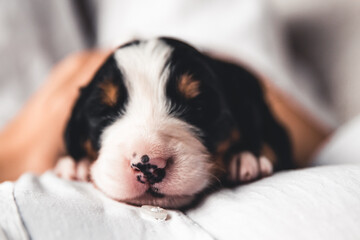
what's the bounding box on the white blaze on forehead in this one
[92,39,213,206]
[113,39,172,119]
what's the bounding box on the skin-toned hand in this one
[0,50,112,181]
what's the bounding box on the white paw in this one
[259,156,273,177]
[228,151,273,183]
[54,156,91,181]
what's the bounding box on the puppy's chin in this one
[93,179,195,208]
[91,171,196,208]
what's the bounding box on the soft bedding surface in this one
[1,164,360,240]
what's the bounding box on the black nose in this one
[141,155,150,163]
[132,162,166,185]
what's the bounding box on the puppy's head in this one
[65,38,236,208]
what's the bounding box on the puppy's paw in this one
[227,151,273,184]
[54,156,91,181]
[259,156,273,177]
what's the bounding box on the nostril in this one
[141,155,150,163]
[131,163,140,172]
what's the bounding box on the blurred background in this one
[0,0,359,131]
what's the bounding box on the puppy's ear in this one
[65,54,125,161]
[205,56,293,169]
[64,87,92,160]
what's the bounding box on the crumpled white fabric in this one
[187,165,360,240]
[0,182,29,240]
[313,114,360,166]
[0,172,214,240]
[1,164,360,240]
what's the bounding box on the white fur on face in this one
[90,39,213,208]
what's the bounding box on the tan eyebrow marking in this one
[98,79,119,106]
[212,128,242,177]
[178,74,200,99]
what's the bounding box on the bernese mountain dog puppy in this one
[55,37,293,208]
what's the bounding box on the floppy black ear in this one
[64,87,92,161]
[204,56,293,170]
[64,54,127,161]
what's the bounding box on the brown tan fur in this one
[213,129,241,177]
[98,80,119,106]
[178,74,200,99]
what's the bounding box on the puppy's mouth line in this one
[146,187,165,198]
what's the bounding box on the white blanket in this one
[1,164,360,240]
[0,173,213,240]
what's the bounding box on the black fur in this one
[206,57,294,170]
